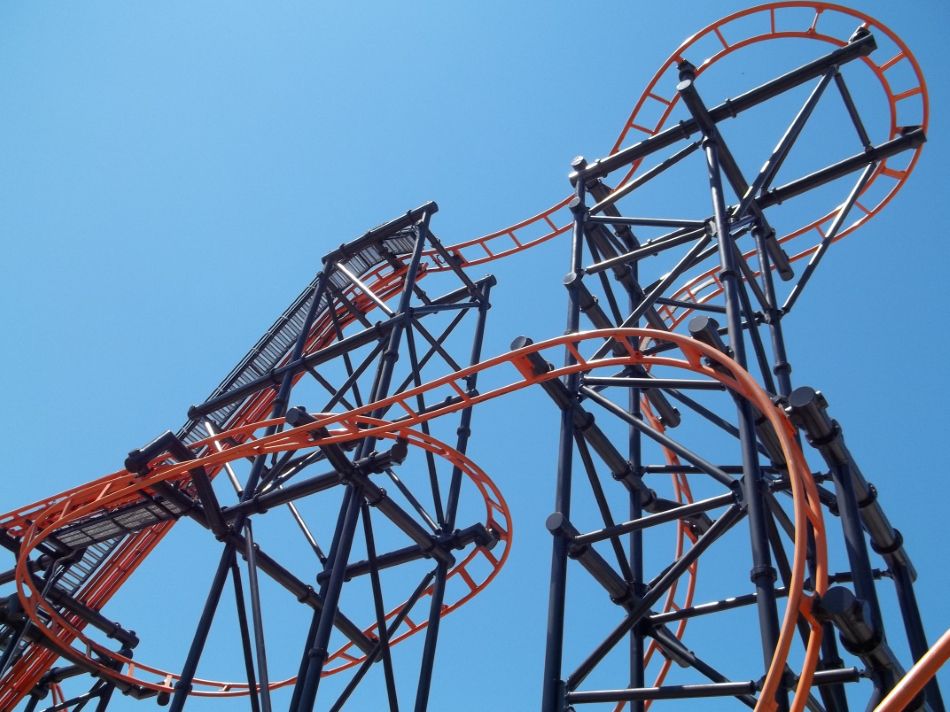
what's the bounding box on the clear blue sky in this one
[1,2,948,710]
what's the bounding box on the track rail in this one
[12,424,510,695]
[424,1,926,277]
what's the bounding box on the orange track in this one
[0,2,942,710]
[12,424,511,693]
[11,330,826,710]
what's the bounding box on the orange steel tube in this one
[875,628,950,712]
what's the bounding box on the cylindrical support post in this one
[541,159,588,712]
[891,565,946,712]
[700,136,784,708]
[296,215,434,708]
[417,280,493,710]
[415,562,448,712]
[244,521,272,712]
[168,548,234,712]
[294,486,362,709]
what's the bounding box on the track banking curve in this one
[0,3,940,711]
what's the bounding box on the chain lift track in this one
[0,3,944,711]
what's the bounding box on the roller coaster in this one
[0,2,946,710]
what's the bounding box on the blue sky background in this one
[1,2,948,710]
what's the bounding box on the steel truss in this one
[534,6,939,711]
[0,205,510,711]
[0,3,945,711]
[537,29,939,712]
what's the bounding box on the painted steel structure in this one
[0,3,945,710]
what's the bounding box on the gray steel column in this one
[416,280,492,712]
[703,138,784,708]
[294,214,433,710]
[541,159,587,712]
